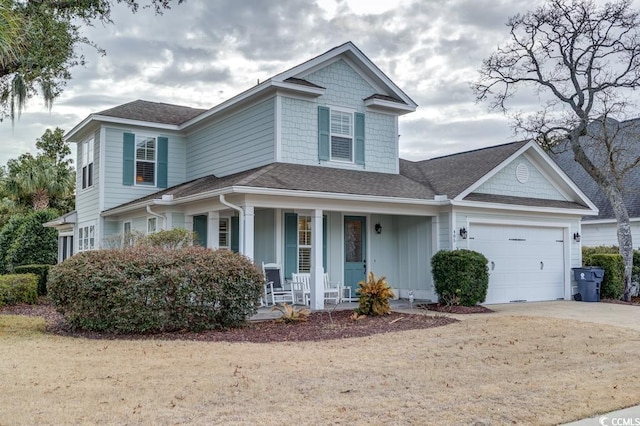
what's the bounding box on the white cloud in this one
[2,0,638,166]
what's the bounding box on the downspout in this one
[219,194,244,254]
[146,205,166,230]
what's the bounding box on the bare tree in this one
[474,0,640,301]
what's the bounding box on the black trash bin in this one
[572,267,604,302]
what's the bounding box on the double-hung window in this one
[123,133,168,188]
[219,218,230,249]
[81,138,94,189]
[330,110,353,162]
[136,136,156,186]
[297,216,312,273]
[318,106,365,165]
[78,223,95,252]
[147,217,157,234]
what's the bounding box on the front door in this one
[344,216,366,299]
[193,215,207,247]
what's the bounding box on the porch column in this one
[208,211,220,249]
[244,205,255,261]
[310,209,324,310]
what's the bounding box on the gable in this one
[304,59,376,109]
[473,155,567,201]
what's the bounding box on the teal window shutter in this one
[318,106,330,161]
[157,136,168,188]
[122,133,135,186]
[230,216,239,253]
[284,213,298,279]
[355,112,365,165]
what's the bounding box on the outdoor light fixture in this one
[573,232,581,242]
[459,227,468,239]
[375,223,382,234]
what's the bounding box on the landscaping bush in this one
[137,228,197,248]
[0,274,38,307]
[431,249,489,306]
[0,213,26,274]
[355,272,395,315]
[582,245,618,266]
[3,209,58,272]
[14,264,50,296]
[48,246,264,333]
[584,253,625,300]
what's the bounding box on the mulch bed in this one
[417,303,494,314]
[601,296,640,305]
[0,300,458,343]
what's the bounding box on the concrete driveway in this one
[449,300,640,332]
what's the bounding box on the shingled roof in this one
[401,140,529,198]
[550,120,640,220]
[105,140,594,215]
[97,100,207,125]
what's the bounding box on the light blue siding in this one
[254,209,275,267]
[280,59,399,174]
[438,212,451,251]
[186,97,275,179]
[102,126,187,211]
[475,156,566,200]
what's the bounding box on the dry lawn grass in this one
[2,314,640,425]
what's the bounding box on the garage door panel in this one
[469,224,565,304]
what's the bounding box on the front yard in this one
[1,312,640,424]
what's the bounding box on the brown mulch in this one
[417,303,494,314]
[602,296,640,305]
[0,300,458,343]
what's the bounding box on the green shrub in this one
[355,272,395,316]
[14,264,50,296]
[634,250,640,289]
[137,228,197,248]
[584,253,624,299]
[0,213,26,273]
[0,274,38,307]
[431,249,489,306]
[3,209,58,272]
[48,246,264,333]
[582,245,619,266]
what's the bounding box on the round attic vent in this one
[515,163,529,183]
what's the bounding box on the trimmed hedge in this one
[14,264,50,296]
[0,274,38,307]
[48,246,264,333]
[582,246,640,297]
[431,249,489,306]
[584,253,624,300]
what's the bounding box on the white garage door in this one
[469,224,565,304]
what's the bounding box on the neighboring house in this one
[48,42,597,308]
[551,118,640,249]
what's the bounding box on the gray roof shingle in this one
[550,119,640,220]
[97,100,207,125]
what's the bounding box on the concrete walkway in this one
[258,299,640,425]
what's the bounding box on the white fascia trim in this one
[468,217,573,229]
[364,98,416,114]
[451,199,598,216]
[230,186,446,206]
[98,126,106,213]
[66,115,180,142]
[583,217,640,224]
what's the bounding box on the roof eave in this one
[65,114,181,142]
[364,98,416,115]
[451,199,598,216]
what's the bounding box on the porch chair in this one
[262,262,294,306]
[323,274,341,304]
[290,273,311,306]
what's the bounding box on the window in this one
[136,136,156,186]
[318,106,364,165]
[78,224,95,252]
[330,110,353,162]
[147,217,157,234]
[81,138,94,189]
[219,218,229,248]
[298,216,312,273]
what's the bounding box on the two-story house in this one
[50,42,597,308]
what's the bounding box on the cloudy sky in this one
[1,0,631,165]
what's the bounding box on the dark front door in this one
[344,216,366,298]
[193,215,207,247]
